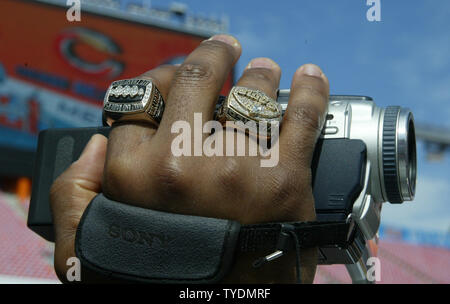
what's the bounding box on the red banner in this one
[0,0,232,106]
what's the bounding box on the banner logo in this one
[56,27,124,79]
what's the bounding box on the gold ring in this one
[216,86,282,137]
[103,78,164,127]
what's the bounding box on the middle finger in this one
[157,34,241,139]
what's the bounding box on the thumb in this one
[65,133,108,194]
[50,134,107,281]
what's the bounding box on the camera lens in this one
[382,107,417,203]
[407,118,417,196]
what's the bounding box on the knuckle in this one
[214,158,245,194]
[293,76,329,100]
[243,68,277,85]
[139,70,154,79]
[103,150,190,205]
[291,78,328,112]
[174,62,217,88]
[139,65,175,81]
[149,154,189,199]
[103,156,135,198]
[285,103,323,133]
[202,40,236,62]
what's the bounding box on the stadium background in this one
[0,0,448,283]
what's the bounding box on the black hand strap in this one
[75,194,353,283]
[239,221,350,252]
[238,221,351,283]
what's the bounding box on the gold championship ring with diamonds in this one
[216,86,282,137]
[103,79,164,127]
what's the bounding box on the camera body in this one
[28,93,417,266]
[278,91,417,264]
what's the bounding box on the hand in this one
[50,34,329,283]
[102,35,329,283]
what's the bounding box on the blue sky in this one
[146,0,450,234]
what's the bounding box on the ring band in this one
[216,86,282,137]
[103,78,164,126]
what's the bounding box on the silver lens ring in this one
[382,106,417,203]
[397,108,416,201]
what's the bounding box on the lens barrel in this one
[382,106,417,203]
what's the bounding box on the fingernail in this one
[246,57,279,70]
[208,34,241,51]
[298,64,323,77]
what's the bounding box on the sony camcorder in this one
[28,92,417,268]
[278,92,417,265]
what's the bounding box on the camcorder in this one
[279,91,417,263]
[28,91,417,283]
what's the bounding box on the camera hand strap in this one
[75,193,352,284]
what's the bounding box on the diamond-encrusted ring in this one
[103,78,165,127]
[215,86,282,138]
